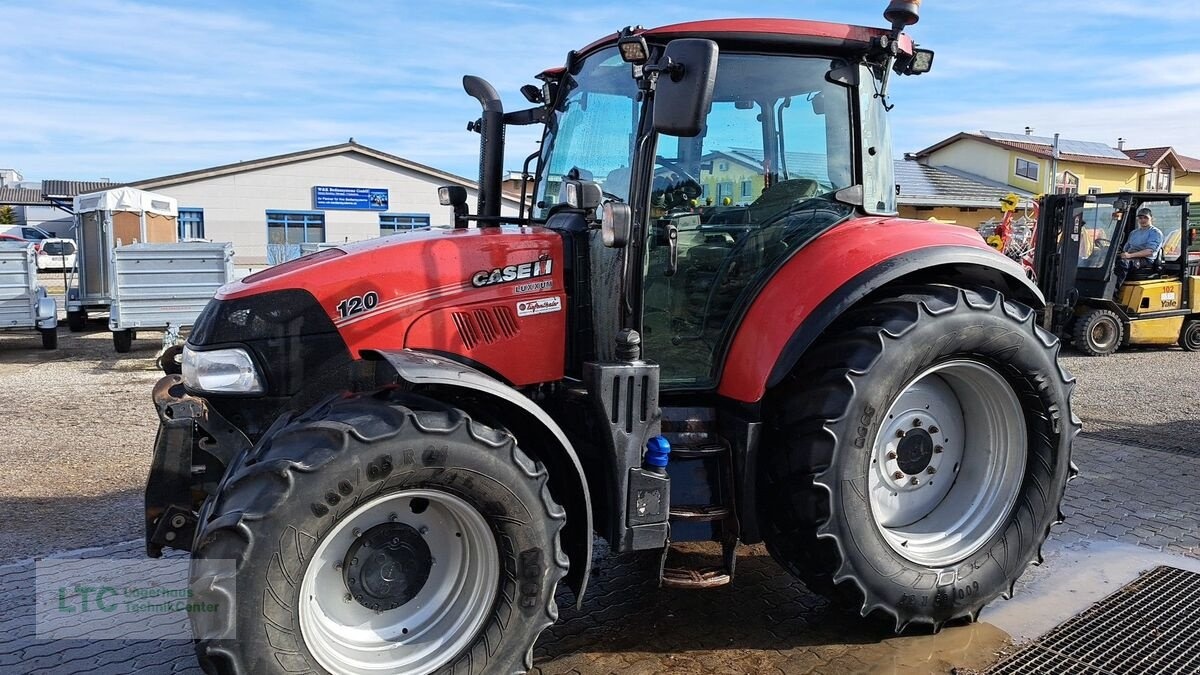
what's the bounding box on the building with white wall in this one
[130,141,522,266]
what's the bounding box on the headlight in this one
[182,346,264,394]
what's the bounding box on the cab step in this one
[657,407,741,589]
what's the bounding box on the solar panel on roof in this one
[980,131,1129,159]
[982,130,1054,146]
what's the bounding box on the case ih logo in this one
[516,297,561,317]
[471,256,553,288]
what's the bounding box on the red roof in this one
[1122,147,1172,166]
[1180,154,1200,172]
[574,18,908,60]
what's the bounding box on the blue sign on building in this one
[313,186,389,211]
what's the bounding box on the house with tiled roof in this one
[1119,145,1200,198]
[910,131,1157,197]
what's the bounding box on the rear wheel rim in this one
[299,489,498,675]
[869,360,1027,567]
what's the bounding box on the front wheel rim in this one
[299,489,499,675]
[1090,319,1117,350]
[868,360,1028,567]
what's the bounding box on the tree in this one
[0,206,15,225]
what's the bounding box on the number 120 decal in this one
[336,291,379,318]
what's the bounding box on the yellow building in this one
[911,131,1151,196]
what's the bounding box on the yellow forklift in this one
[1035,192,1199,355]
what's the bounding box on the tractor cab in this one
[525,19,930,385]
[1035,191,1199,355]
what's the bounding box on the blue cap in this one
[645,436,671,468]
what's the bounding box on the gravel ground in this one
[0,322,1196,564]
[0,322,163,563]
[1059,345,1200,451]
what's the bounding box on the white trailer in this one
[108,242,235,353]
[0,242,58,349]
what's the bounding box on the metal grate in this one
[988,566,1200,675]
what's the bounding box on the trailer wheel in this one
[190,393,567,675]
[1180,318,1200,352]
[157,345,184,375]
[761,285,1078,632]
[67,310,86,332]
[1072,308,1122,356]
[40,328,57,350]
[112,329,132,353]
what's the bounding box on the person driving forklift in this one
[1114,207,1164,288]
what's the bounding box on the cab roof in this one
[544,18,912,80]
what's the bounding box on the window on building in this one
[266,211,325,264]
[740,180,753,198]
[178,208,205,239]
[1056,171,1079,195]
[1015,158,1039,181]
[1145,168,1172,192]
[380,213,431,235]
[1087,186,1102,195]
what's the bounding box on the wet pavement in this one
[1,433,1197,674]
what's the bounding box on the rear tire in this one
[112,329,132,353]
[1180,318,1200,352]
[190,393,568,675]
[40,328,57,350]
[761,285,1079,631]
[1072,308,1122,356]
[67,310,86,332]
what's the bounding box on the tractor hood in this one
[192,226,567,391]
[220,226,562,317]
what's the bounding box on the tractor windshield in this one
[533,48,639,215]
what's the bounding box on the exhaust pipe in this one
[463,76,505,220]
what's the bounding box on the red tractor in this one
[145,3,1079,673]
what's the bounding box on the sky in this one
[1,0,1198,184]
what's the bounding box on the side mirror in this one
[652,39,718,138]
[601,202,631,248]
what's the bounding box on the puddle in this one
[982,538,1200,641]
[822,621,1011,674]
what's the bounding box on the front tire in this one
[761,285,1079,631]
[1072,308,1122,356]
[190,393,568,675]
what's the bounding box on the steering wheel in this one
[654,155,701,186]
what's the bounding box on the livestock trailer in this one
[67,187,178,330]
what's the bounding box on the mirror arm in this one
[503,107,548,126]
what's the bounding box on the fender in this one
[718,218,1043,403]
[36,293,57,328]
[364,348,593,606]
